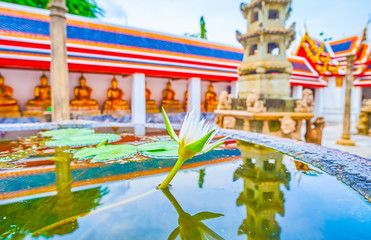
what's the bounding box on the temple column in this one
[337,55,355,146]
[131,73,146,124]
[292,86,303,99]
[188,77,201,119]
[351,87,362,122]
[315,87,325,117]
[231,81,239,98]
[48,0,70,121]
[314,88,321,117]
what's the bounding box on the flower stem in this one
[158,158,185,189]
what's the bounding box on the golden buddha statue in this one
[145,82,160,113]
[205,83,218,112]
[0,73,20,117]
[24,73,51,117]
[184,90,188,112]
[70,74,100,115]
[161,81,184,112]
[103,76,130,115]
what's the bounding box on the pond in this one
[0,127,370,240]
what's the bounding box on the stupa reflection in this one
[234,141,291,240]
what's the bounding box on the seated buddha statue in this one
[205,83,218,112]
[103,76,130,115]
[70,74,100,115]
[161,81,184,112]
[184,90,188,112]
[0,73,20,117]
[24,73,52,117]
[145,82,160,113]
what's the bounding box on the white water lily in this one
[158,107,227,189]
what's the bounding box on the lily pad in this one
[45,133,121,147]
[74,144,137,161]
[138,141,179,158]
[41,128,95,139]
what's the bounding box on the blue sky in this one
[96,0,370,48]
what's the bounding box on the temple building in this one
[0,2,239,122]
[289,28,371,122]
[0,1,370,123]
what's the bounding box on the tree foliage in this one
[0,0,104,18]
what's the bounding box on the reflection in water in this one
[234,141,291,240]
[198,169,206,188]
[0,147,108,239]
[161,187,224,240]
[52,147,76,236]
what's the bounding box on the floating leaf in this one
[74,147,99,159]
[74,144,137,161]
[45,134,121,147]
[41,128,94,139]
[137,141,179,158]
[92,145,137,162]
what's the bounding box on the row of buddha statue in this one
[0,73,220,118]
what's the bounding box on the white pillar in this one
[188,77,201,119]
[316,87,325,117]
[231,81,239,98]
[351,86,362,122]
[131,73,146,124]
[49,0,70,121]
[314,88,321,117]
[294,85,303,99]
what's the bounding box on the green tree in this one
[0,0,104,18]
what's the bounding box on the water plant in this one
[158,108,227,189]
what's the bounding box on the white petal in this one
[202,136,228,153]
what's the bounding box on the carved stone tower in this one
[237,0,295,98]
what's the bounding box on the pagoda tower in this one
[234,141,291,239]
[237,0,295,98]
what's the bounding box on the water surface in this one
[0,127,370,239]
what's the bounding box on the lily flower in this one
[158,107,227,189]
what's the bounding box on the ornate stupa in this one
[237,0,295,98]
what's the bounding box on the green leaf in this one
[74,144,137,161]
[201,137,228,153]
[74,147,99,159]
[192,212,224,221]
[138,141,179,158]
[41,128,94,139]
[92,145,137,161]
[46,133,121,147]
[162,107,179,143]
[183,129,215,154]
